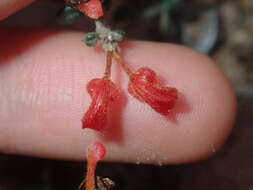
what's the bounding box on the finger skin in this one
[0,29,236,164]
[0,0,34,20]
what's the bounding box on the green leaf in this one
[84,32,99,47]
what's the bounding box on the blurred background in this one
[1,0,253,189]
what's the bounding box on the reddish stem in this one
[112,51,133,77]
[85,155,96,190]
[103,51,113,80]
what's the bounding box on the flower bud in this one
[78,0,104,19]
[128,67,178,115]
[85,141,106,190]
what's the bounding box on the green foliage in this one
[58,6,83,25]
[160,0,183,33]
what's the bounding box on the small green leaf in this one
[84,32,99,47]
[111,30,125,42]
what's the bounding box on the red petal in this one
[82,78,119,131]
[128,67,178,115]
[78,0,104,19]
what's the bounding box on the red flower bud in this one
[78,0,104,19]
[85,141,106,190]
[128,67,178,115]
[82,78,119,131]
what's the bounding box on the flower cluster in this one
[83,52,178,131]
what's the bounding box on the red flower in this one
[85,141,106,190]
[78,0,103,19]
[128,67,178,115]
[82,78,119,131]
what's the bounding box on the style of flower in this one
[82,78,119,131]
[128,67,178,115]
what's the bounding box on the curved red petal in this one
[128,67,178,115]
[82,78,119,131]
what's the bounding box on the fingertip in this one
[177,45,237,163]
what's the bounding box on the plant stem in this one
[85,157,96,190]
[112,51,132,77]
[103,51,113,80]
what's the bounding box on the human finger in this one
[0,28,236,164]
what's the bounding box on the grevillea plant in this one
[64,0,178,189]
